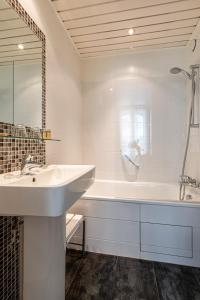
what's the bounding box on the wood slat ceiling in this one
[0,0,42,63]
[51,0,200,58]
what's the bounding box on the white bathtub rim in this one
[87,179,178,187]
[82,195,200,208]
[82,179,200,207]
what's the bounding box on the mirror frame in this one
[5,0,46,129]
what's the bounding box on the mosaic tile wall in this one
[0,217,24,300]
[0,123,45,174]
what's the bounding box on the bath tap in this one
[20,154,43,175]
[180,175,200,189]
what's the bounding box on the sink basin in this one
[0,164,95,216]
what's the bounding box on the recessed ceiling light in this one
[17,44,24,50]
[128,28,134,35]
[109,87,113,92]
[129,66,135,73]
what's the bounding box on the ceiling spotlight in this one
[128,28,134,35]
[129,66,135,73]
[17,44,24,50]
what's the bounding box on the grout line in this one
[153,262,161,300]
[190,264,200,288]
[114,255,118,271]
[65,251,86,296]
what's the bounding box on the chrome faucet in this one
[20,154,42,175]
[180,175,200,189]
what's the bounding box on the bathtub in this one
[83,179,200,205]
[70,180,200,267]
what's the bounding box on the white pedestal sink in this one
[0,165,95,300]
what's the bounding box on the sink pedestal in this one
[23,216,66,300]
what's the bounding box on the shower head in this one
[170,67,191,79]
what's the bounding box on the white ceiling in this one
[0,0,42,64]
[51,0,200,58]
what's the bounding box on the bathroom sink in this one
[0,165,95,216]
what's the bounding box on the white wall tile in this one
[82,48,188,182]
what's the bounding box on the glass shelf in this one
[0,136,61,141]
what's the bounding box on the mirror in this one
[0,0,44,128]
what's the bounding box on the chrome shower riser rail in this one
[170,64,200,200]
[180,64,200,200]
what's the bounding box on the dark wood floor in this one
[65,251,200,300]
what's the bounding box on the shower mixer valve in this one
[180,175,200,189]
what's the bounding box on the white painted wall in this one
[81,48,188,182]
[18,0,82,164]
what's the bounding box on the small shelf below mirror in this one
[0,136,61,142]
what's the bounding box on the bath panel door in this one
[141,222,193,257]
[141,204,200,226]
[68,214,140,257]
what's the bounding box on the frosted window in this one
[120,105,151,156]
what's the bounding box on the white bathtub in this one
[70,180,200,267]
[83,179,200,205]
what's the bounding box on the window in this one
[120,105,151,158]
